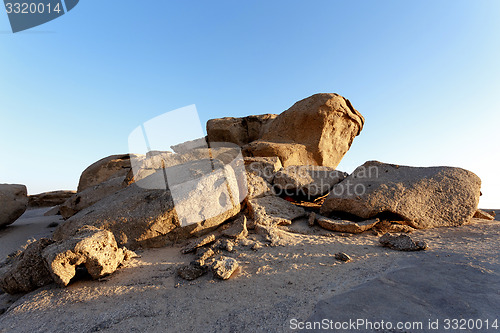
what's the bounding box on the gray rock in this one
[170,137,207,154]
[248,196,306,227]
[177,264,207,281]
[308,212,316,227]
[245,172,276,199]
[0,184,28,228]
[321,161,481,229]
[317,215,379,234]
[273,165,347,198]
[212,257,239,280]
[0,239,55,294]
[42,226,126,286]
[244,156,282,183]
[379,233,428,251]
[335,252,351,262]
[242,93,364,168]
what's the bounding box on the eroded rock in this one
[316,216,379,234]
[248,196,306,226]
[212,257,239,280]
[379,233,428,251]
[0,184,28,228]
[28,191,75,208]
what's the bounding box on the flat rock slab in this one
[248,196,306,226]
[316,216,379,233]
[474,209,495,220]
[379,233,428,251]
[304,257,500,333]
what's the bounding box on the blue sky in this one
[1,0,499,207]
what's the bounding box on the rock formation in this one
[28,190,75,208]
[0,184,28,228]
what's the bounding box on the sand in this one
[0,209,499,332]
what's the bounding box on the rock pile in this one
[0,92,486,292]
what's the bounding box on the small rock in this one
[47,222,59,228]
[335,252,351,262]
[473,209,495,221]
[247,196,306,226]
[212,257,239,280]
[251,242,262,251]
[379,233,428,251]
[317,216,379,233]
[212,239,234,252]
[177,264,207,281]
[308,212,316,227]
[222,215,248,239]
[182,234,217,254]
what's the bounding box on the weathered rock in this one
[273,165,347,198]
[473,209,495,220]
[321,161,482,229]
[0,239,55,294]
[28,191,76,208]
[373,220,415,234]
[212,257,239,280]
[379,233,428,251]
[243,93,364,168]
[78,154,136,192]
[182,234,217,254]
[0,184,28,228]
[222,215,248,239]
[43,206,61,216]
[55,160,240,249]
[245,172,276,199]
[316,216,379,233]
[207,114,278,146]
[170,137,208,154]
[42,226,126,286]
[247,196,306,226]
[308,212,316,226]
[60,177,127,219]
[335,252,351,262]
[177,264,207,281]
[212,239,235,252]
[194,248,217,266]
[244,156,282,183]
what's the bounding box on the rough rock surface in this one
[273,165,347,198]
[181,234,217,254]
[211,257,239,280]
[59,177,127,219]
[43,226,126,286]
[244,156,282,183]
[243,93,364,167]
[0,184,28,228]
[247,196,306,226]
[170,137,207,154]
[474,209,495,220]
[245,172,276,199]
[316,216,379,233]
[207,114,277,146]
[222,215,248,239]
[335,252,352,262]
[379,233,428,251]
[55,162,240,249]
[28,191,76,208]
[177,264,207,281]
[78,154,135,192]
[0,238,55,294]
[321,161,481,229]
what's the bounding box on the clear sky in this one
[1,0,499,208]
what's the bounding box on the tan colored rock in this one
[321,161,481,229]
[247,196,306,226]
[60,176,127,219]
[244,156,282,183]
[473,209,495,220]
[78,154,136,192]
[0,184,28,228]
[222,215,248,239]
[273,165,347,198]
[0,239,55,294]
[211,256,239,280]
[379,233,428,251]
[243,93,364,167]
[316,215,379,233]
[170,137,207,154]
[42,226,126,286]
[28,190,76,208]
[207,114,278,146]
[54,161,240,249]
[182,234,217,254]
[245,172,276,199]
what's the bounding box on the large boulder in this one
[54,159,241,249]
[247,196,306,226]
[207,114,278,146]
[0,238,55,294]
[244,156,282,183]
[28,190,76,208]
[243,93,364,167]
[78,154,137,192]
[42,226,127,286]
[320,161,481,229]
[273,165,347,198]
[59,177,127,219]
[0,184,28,228]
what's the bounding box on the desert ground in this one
[1,207,498,333]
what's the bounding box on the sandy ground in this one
[0,209,499,332]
